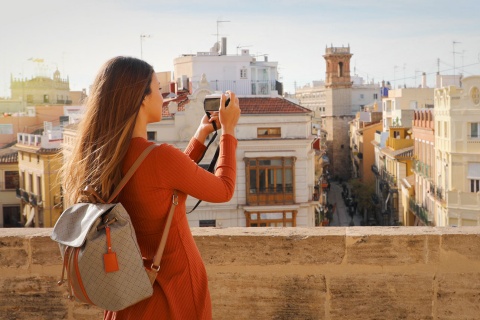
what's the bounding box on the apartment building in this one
[434,75,480,226]
[0,152,20,227]
[15,123,63,227]
[146,76,317,227]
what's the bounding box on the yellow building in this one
[434,76,480,226]
[0,152,21,227]
[15,129,63,228]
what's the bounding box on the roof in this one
[238,97,311,115]
[0,152,18,164]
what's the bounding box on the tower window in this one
[338,62,344,77]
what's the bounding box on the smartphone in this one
[204,94,230,117]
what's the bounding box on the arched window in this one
[338,62,344,77]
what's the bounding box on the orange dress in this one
[104,134,237,320]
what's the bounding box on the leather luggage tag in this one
[104,226,119,273]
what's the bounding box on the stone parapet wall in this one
[1,227,480,319]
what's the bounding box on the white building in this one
[173,38,281,96]
[148,77,317,227]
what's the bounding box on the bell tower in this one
[323,45,353,89]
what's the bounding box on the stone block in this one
[31,235,63,266]
[210,272,326,320]
[0,237,29,268]
[329,273,433,320]
[441,233,480,262]
[436,273,480,320]
[0,275,68,319]
[346,228,440,265]
[195,227,345,266]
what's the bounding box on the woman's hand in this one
[219,91,240,137]
[194,112,221,144]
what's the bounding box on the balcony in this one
[371,164,379,176]
[387,137,414,150]
[4,227,480,319]
[190,79,278,96]
[413,159,431,179]
[409,198,430,225]
[381,169,397,187]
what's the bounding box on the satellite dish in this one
[210,42,220,54]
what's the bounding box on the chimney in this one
[221,37,227,55]
[421,72,427,88]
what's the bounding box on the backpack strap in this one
[107,143,157,204]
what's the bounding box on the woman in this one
[62,56,240,319]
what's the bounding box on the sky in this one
[1,0,479,97]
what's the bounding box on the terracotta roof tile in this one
[0,152,18,164]
[238,97,311,115]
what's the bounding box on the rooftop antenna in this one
[140,34,152,59]
[452,40,461,84]
[236,44,252,55]
[214,19,230,47]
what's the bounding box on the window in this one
[374,93,378,100]
[29,173,33,192]
[27,95,33,103]
[257,127,281,138]
[338,62,344,77]
[240,68,247,79]
[245,211,297,227]
[43,94,49,103]
[3,205,21,228]
[4,171,19,190]
[199,220,216,227]
[470,180,480,193]
[147,131,156,141]
[360,94,364,99]
[469,123,480,138]
[245,157,295,205]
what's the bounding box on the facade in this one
[373,126,414,225]
[146,78,317,227]
[434,76,480,226]
[0,152,21,227]
[349,104,382,184]
[15,124,63,227]
[411,108,435,226]
[173,39,282,96]
[10,70,71,106]
[0,105,81,148]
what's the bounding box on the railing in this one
[413,159,431,179]
[387,137,414,150]
[409,198,430,225]
[190,79,277,96]
[382,169,397,187]
[436,187,444,201]
[371,164,379,176]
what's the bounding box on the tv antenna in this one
[452,40,461,84]
[214,20,230,46]
[140,34,152,59]
[236,44,252,55]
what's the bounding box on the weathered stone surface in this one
[0,237,28,268]
[210,272,326,320]
[436,273,480,320]
[31,236,63,266]
[329,274,433,320]
[346,234,440,265]
[0,275,68,320]
[72,303,103,320]
[441,234,480,262]
[195,227,345,266]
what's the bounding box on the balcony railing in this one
[190,79,277,96]
[408,198,430,225]
[381,169,397,187]
[413,159,431,179]
[371,164,379,176]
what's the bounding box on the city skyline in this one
[1,0,479,98]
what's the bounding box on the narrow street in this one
[327,181,363,227]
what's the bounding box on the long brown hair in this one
[62,56,154,205]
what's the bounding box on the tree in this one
[348,179,376,223]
